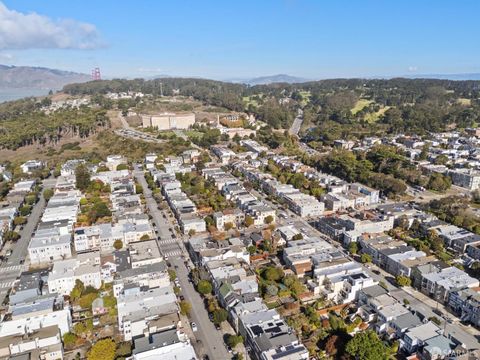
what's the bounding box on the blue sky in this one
[1,0,479,79]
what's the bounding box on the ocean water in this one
[0,88,50,103]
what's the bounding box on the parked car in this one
[191,322,198,332]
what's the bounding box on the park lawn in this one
[351,99,373,115]
[243,96,258,108]
[243,93,265,108]
[298,90,311,106]
[457,98,471,106]
[364,105,391,123]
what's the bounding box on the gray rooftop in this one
[116,261,167,279]
[360,285,388,298]
[391,312,423,330]
[133,329,179,354]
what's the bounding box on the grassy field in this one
[351,99,373,115]
[298,90,311,106]
[457,98,472,106]
[364,106,391,123]
[243,93,264,108]
[0,133,99,164]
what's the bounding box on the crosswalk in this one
[158,238,178,246]
[0,280,16,289]
[157,238,183,258]
[163,249,183,257]
[0,264,24,272]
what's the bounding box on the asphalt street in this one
[172,257,231,360]
[0,177,56,305]
[289,109,303,136]
[134,165,231,359]
[133,166,183,258]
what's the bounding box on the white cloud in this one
[408,66,418,72]
[0,2,104,50]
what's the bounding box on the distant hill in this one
[227,74,310,85]
[0,65,91,90]
[404,73,480,81]
[143,74,172,80]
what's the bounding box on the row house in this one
[214,209,245,231]
[116,284,178,341]
[448,288,480,327]
[417,266,479,303]
[47,251,102,296]
[238,309,308,360]
[283,237,334,277]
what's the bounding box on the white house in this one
[28,230,72,265]
[20,160,44,174]
[47,251,102,295]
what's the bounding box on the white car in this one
[191,322,198,332]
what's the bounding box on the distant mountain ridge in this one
[0,65,91,90]
[404,73,480,81]
[226,74,311,85]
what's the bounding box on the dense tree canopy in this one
[3,76,478,154]
[75,164,91,191]
[0,99,109,150]
[64,77,480,135]
[87,338,116,360]
[346,330,388,360]
[197,280,213,295]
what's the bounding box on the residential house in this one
[47,251,102,296]
[20,160,44,174]
[131,329,196,360]
[448,288,480,328]
[214,209,245,231]
[117,285,178,341]
[401,322,443,354]
[28,229,72,265]
[239,309,308,360]
[419,266,479,302]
